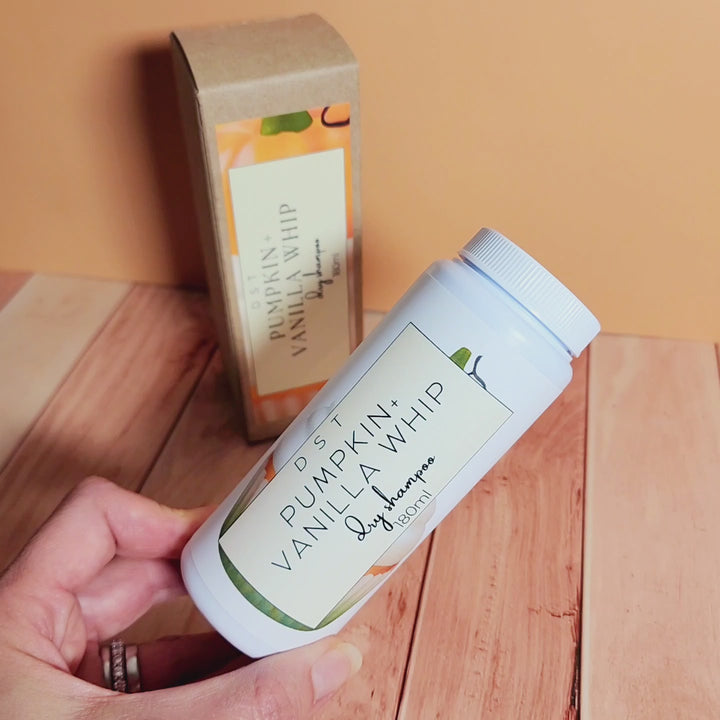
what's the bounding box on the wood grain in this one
[129,347,431,719]
[0,275,129,469]
[0,271,30,310]
[399,353,588,720]
[0,285,215,570]
[581,335,720,719]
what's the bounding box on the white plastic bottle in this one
[181,228,600,657]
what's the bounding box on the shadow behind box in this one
[171,14,363,442]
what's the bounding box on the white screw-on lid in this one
[460,228,601,357]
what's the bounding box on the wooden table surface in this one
[1,272,719,719]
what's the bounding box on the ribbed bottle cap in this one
[460,228,600,357]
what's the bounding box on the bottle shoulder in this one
[422,259,573,388]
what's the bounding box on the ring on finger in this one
[100,639,142,693]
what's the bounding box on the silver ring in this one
[100,640,141,693]
[125,643,141,692]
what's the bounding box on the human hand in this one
[0,477,362,719]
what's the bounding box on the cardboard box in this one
[171,15,363,441]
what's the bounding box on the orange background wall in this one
[1,0,718,341]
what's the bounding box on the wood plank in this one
[0,285,215,571]
[399,353,588,720]
[0,275,129,469]
[0,271,31,310]
[130,313,430,717]
[581,336,720,719]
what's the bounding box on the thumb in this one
[109,637,362,720]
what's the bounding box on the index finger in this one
[5,477,211,593]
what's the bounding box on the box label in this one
[219,323,512,629]
[216,105,354,412]
[228,149,349,396]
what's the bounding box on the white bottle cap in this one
[460,228,601,357]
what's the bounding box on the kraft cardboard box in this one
[171,15,362,441]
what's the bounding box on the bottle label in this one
[218,322,512,630]
[216,105,355,421]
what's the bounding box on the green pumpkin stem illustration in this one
[449,347,472,370]
[260,111,313,135]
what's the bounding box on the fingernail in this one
[311,642,363,703]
